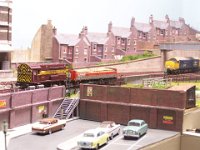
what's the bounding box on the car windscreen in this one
[83,133,95,137]
[128,122,140,127]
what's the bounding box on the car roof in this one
[101,121,115,124]
[129,119,145,124]
[84,128,104,134]
[39,118,58,123]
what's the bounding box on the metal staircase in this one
[54,98,79,119]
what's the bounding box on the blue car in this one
[123,119,148,139]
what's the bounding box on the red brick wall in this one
[0,93,11,109]
[32,88,49,103]
[0,86,65,129]
[11,91,32,108]
[107,86,130,103]
[79,84,190,131]
[49,86,65,100]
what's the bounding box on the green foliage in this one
[151,83,171,89]
[120,51,155,62]
[196,100,200,107]
[121,83,144,88]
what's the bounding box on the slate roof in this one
[86,32,108,44]
[153,20,169,29]
[170,20,183,29]
[55,34,80,46]
[112,27,132,38]
[134,22,152,32]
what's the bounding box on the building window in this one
[176,29,179,35]
[117,37,121,44]
[93,44,97,49]
[160,30,165,36]
[75,47,79,53]
[121,38,125,45]
[138,32,142,39]
[84,48,87,55]
[127,39,130,45]
[112,47,115,52]
[84,58,87,62]
[63,47,67,53]
[143,33,146,39]
[104,47,107,52]
[68,49,72,54]
[157,29,160,35]
[134,40,137,45]
[104,55,107,58]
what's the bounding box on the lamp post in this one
[2,121,8,150]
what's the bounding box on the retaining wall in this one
[79,84,195,132]
[0,86,65,129]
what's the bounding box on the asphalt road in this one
[8,119,179,150]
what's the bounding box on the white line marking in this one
[126,136,146,150]
[101,135,123,149]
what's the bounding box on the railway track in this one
[164,72,200,82]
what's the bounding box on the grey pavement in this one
[0,123,32,150]
[0,117,79,150]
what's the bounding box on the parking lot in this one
[57,120,179,150]
[8,119,179,150]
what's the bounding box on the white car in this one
[77,128,109,149]
[97,121,121,140]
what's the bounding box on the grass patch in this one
[171,81,200,90]
[120,51,155,62]
[196,100,200,107]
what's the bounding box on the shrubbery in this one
[121,51,155,62]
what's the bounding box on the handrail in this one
[53,98,71,118]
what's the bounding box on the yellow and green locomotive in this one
[165,57,200,74]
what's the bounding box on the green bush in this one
[121,51,155,62]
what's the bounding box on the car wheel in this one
[95,144,99,150]
[49,129,52,134]
[61,125,65,130]
[106,138,109,144]
[110,134,114,140]
[117,129,120,135]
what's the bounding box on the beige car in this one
[32,118,66,134]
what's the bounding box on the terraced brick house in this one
[149,14,199,45]
[108,22,132,56]
[37,15,199,64]
[52,28,90,63]
[80,26,115,62]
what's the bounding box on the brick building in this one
[30,20,54,62]
[109,15,199,53]
[52,26,116,65]
[0,0,12,70]
[52,29,90,63]
[34,15,199,64]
